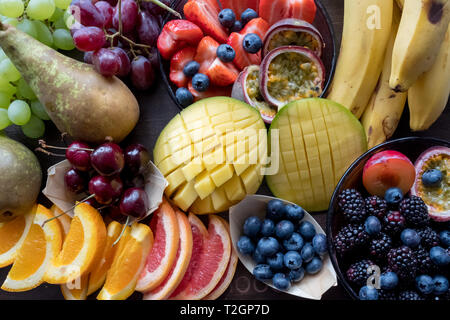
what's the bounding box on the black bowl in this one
[326,137,450,300]
[159,0,337,111]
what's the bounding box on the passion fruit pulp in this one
[411,146,450,222]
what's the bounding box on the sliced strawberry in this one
[157,20,203,60]
[227,17,269,70]
[170,47,197,88]
[188,81,232,101]
[194,36,219,74]
[259,0,316,25]
[221,0,259,18]
[183,0,228,44]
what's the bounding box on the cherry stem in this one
[143,0,182,19]
[35,148,66,157]
[113,216,131,246]
[41,194,96,228]
[38,140,94,152]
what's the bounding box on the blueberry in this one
[282,232,304,251]
[275,220,295,239]
[285,204,305,223]
[312,233,327,256]
[252,248,266,264]
[240,8,258,25]
[401,229,421,248]
[266,199,286,221]
[415,275,435,295]
[183,61,200,77]
[384,187,403,206]
[305,256,323,274]
[267,252,284,271]
[439,230,450,247]
[230,20,243,32]
[218,8,236,29]
[300,243,315,263]
[191,73,210,92]
[216,44,236,63]
[175,87,193,107]
[422,169,443,188]
[298,221,316,241]
[253,264,273,281]
[243,216,262,237]
[237,235,255,255]
[430,246,450,266]
[261,219,275,237]
[364,216,381,236]
[284,251,302,270]
[242,33,262,54]
[359,286,379,300]
[433,275,449,295]
[272,273,291,290]
[380,271,399,290]
[256,237,280,256]
[289,267,305,283]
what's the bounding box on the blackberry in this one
[382,211,406,235]
[378,289,397,301]
[414,246,438,274]
[369,232,393,260]
[334,224,370,256]
[365,196,387,220]
[399,196,430,227]
[338,189,367,223]
[398,290,424,300]
[417,226,440,248]
[346,259,375,286]
[387,246,418,281]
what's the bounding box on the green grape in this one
[33,20,53,47]
[52,28,75,50]
[48,7,63,22]
[0,78,16,96]
[17,19,38,39]
[0,108,11,130]
[54,0,70,10]
[8,100,31,125]
[0,92,11,108]
[0,58,21,82]
[3,17,18,26]
[30,100,50,120]
[17,78,37,100]
[0,0,24,18]
[53,15,66,29]
[26,0,55,21]
[21,115,45,138]
[0,48,6,62]
[64,9,75,29]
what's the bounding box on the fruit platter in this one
[0,0,448,301]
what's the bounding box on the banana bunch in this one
[329,0,450,149]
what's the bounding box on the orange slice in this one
[97,223,154,300]
[50,205,71,240]
[136,199,179,292]
[61,274,89,300]
[87,221,122,295]
[1,205,62,292]
[44,203,106,284]
[0,206,35,267]
[143,209,193,300]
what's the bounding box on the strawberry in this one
[170,47,197,88]
[183,0,228,44]
[259,0,316,26]
[194,36,239,86]
[221,0,259,18]
[227,17,269,70]
[157,19,203,60]
[188,81,232,101]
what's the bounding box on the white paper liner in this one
[229,194,337,300]
[42,159,168,219]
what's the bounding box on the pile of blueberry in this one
[237,199,328,291]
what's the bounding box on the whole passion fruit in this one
[259,46,325,109]
[263,18,324,57]
[231,65,277,123]
[411,146,450,222]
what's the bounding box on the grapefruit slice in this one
[204,218,238,300]
[136,199,180,292]
[169,214,231,300]
[143,209,193,300]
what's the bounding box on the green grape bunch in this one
[0,0,76,138]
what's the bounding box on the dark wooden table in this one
[0,0,448,300]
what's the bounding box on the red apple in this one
[362,150,416,197]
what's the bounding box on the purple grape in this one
[73,26,106,52]
[141,0,170,16]
[112,0,138,34]
[110,47,131,77]
[95,1,114,29]
[91,142,125,176]
[65,168,88,194]
[66,141,92,172]
[131,55,155,90]
[88,175,123,204]
[119,188,149,219]
[148,46,159,70]
[137,11,160,47]
[124,144,150,175]
[92,48,120,76]
[70,0,105,28]
[84,51,94,64]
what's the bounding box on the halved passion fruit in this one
[262,18,324,57]
[411,146,450,222]
[259,46,325,109]
[231,65,277,123]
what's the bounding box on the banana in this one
[389,0,450,92]
[362,5,407,149]
[327,0,393,119]
[408,26,450,131]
